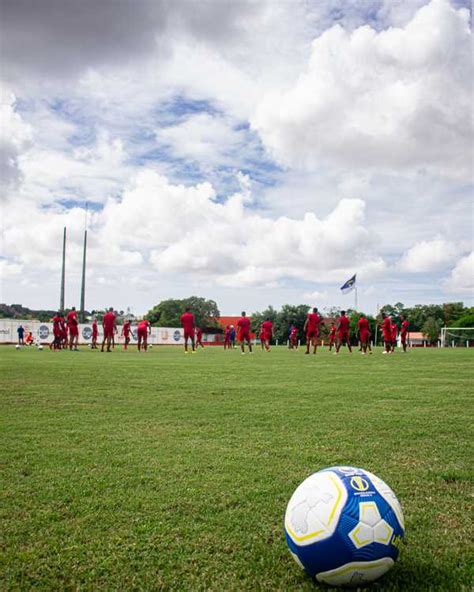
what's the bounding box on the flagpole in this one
[354,287,358,311]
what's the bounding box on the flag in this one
[340,274,356,294]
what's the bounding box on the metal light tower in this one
[79,204,88,323]
[60,227,66,312]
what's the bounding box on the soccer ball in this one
[15,344,20,350]
[38,345,43,351]
[284,466,404,587]
[148,344,153,349]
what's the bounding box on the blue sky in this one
[1,0,472,316]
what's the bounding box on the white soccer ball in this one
[148,344,153,349]
[38,345,43,351]
[285,466,405,587]
[15,344,20,350]
[88,343,92,348]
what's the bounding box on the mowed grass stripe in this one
[1,346,472,591]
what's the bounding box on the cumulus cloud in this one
[98,169,385,287]
[0,88,32,190]
[446,251,474,292]
[253,0,472,179]
[398,239,462,272]
[157,113,247,165]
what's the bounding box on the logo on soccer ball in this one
[82,326,92,340]
[173,330,181,342]
[38,325,49,339]
[350,476,369,492]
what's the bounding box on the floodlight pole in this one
[79,204,88,323]
[60,227,66,313]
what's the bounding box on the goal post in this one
[440,327,474,347]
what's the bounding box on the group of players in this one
[252,308,409,355]
[47,305,409,355]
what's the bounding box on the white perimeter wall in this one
[0,319,221,345]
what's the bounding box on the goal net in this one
[440,327,474,347]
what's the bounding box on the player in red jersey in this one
[101,308,116,352]
[224,325,231,350]
[180,307,195,353]
[328,321,337,352]
[122,319,132,350]
[60,316,67,348]
[335,311,352,354]
[66,307,79,350]
[259,325,265,350]
[50,312,63,350]
[289,325,298,350]
[91,317,98,349]
[137,319,151,351]
[400,316,409,352]
[357,314,370,354]
[304,307,323,354]
[390,322,398,352]
[237,312,252,354]
[195,327,204,348]
[261,318,273,352]
[381,313,392,354]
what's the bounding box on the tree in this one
[145,297,220,328]
[421,317,442,344]
[274,304,309,344]
[451,314,474,328]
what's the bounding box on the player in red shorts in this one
[328,321,337,352]
[259,325,265,350]
[304,307,322,354]
[400,316,409,352]
[357,314,370,354]
[137,319,151,351]
[60,315,68,348]
[122,319,132,350]
[66,307,79,350]
[50,312,63,350]
[101,307,116,352]
[195,327,204,348]
[180,307,195,353]
[381,313,392,354]
[390,321,398,352]
[335,311,352,354]
[237,311,252,354]
[261,318,273,352]
[91,317,98,349]
[289,324,298,350]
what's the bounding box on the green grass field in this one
[1,345,472,591]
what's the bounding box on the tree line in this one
[3,298,473,344]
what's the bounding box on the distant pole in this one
[79,204,88,323]
[60,227,66,312]
[354,287,358,311]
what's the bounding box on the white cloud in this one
[0,88,33,189]
[398,239,462,272]
[1,168,386,304]
[302,290,329,302]
[99,169,385,287]
[252,0,472,179]
[446,251,474,293]
[157,113,247,165]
